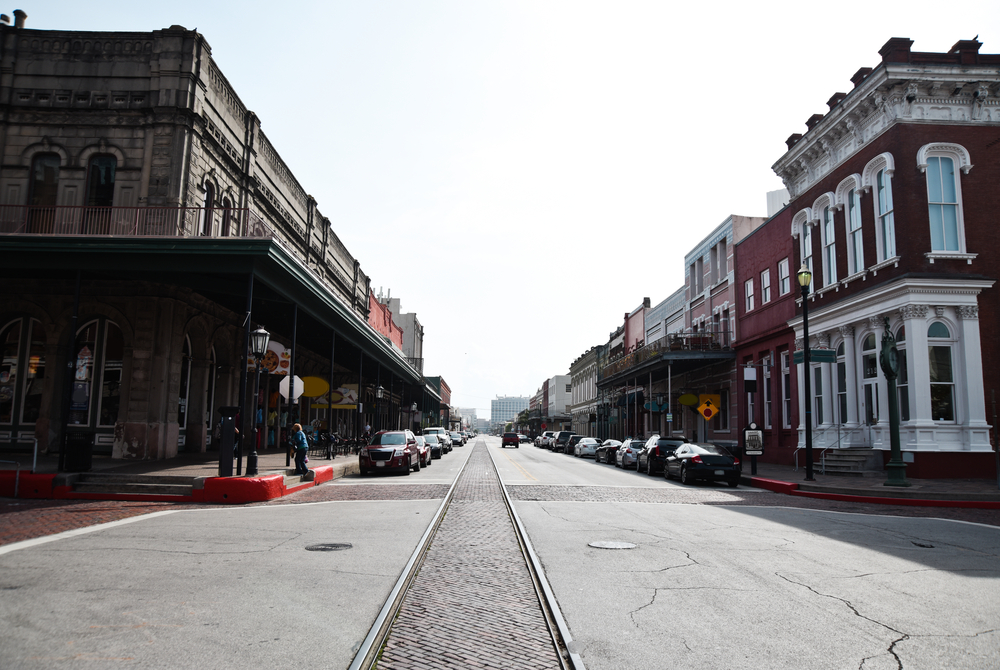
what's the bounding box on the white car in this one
[573,437,601,458]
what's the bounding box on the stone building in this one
[0,21,424,464]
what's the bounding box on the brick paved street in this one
[376,443,564,670]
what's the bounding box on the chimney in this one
[826,92,847,110]
[786,133,803,150]
[879,37,914,64]
[643,297,650,308]
[0,15,10,25]
[805,113,825,131]
[950,38,983,65]
[851,67,873,88]
[13,8,25,28]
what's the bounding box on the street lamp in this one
[246,325,270,476]
[376,385,384,432]
[797,264,815,481]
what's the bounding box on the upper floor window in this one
[847,189,864,274]
[802,223,814,278]
[85,155,117,207]
[744,279,754,312]
[822,206,837,286]
[29,154,60,207]
[760,269,771,304]
[876,169,895,259]
[918,143,973,258]
[778,258,790,295]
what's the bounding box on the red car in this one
[501,432,520,448]
[359,430,421,475]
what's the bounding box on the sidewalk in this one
[743,460,1000,507]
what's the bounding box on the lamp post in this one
[797,264,815,481]
[246,325,270,476]
[376,385,384,433]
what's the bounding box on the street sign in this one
[541,423,547,430]
[744,422,764,455]
[793,349,837,364]
[697,399,718,421]
[665,413,673,422]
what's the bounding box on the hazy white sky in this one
[36,1,1000,418]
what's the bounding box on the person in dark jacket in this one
[291,423,309,475]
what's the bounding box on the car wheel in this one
[413,458,420,472]
[680,463,690,485]
[664,466,672,480]
[403,462,411,476]
[647,460,655,476]
[728,479,739,488]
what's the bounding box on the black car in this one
[594,439,622,464]
[636,435,688,476]
[552,430,577,453]
[665,443,741,487]
[424,434,444,459]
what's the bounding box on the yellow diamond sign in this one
[697,399,718,421]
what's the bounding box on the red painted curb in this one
[0,472,56,498]
[748,477,799,495]
[788,489,1000,509]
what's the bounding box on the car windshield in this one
[691,444,732,457]
[374,433,406,445]
[424,435,439,443]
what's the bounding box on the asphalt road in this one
[496,438,1000,670]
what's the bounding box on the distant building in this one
[491,396,528,432]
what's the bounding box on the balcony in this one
[600,329,732,380]
[0,205,272,238]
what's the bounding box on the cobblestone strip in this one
[507,485,1000,527]
[0,500,194,546]
[263,484,452,505]
[376,443,564,669]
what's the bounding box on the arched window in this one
[862,333,879,425]
[918,143,972,258]
[0,318,46,428]
[69,319,124,428]
[85,155,117,207]
[28,154,60,233]
[876,169,895,260]
[836,342,847,424]
[178,336,192,430]
[203,183,215,236]
[221,197,232,237]
[846,189,864,275]
[822,206,837,286]
[928,322,954,422]
[895,326,909,422]
[802,223,814,278]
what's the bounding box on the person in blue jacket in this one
[291,423,309,475]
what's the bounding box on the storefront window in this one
[0,320,20,424]
[20,320,45,424]
[928,322,954,422]
[99,323,124,426]
[178,337,191,429]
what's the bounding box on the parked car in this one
[536,431,555,448]
[573,437,601,458]
[518,434,531,443]
[501,432,520,448]
[450,431,466,446]
[665,443,741,487]
[594,440,622,464]
[359,430,420,476]
[552,430,577,453]
[566,434,587,454]
[423,427,452,452]
[424,434,444,459]
[615,438,643,469]
[414,435,432,467]
[636,435,688,475]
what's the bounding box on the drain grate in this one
[305,543,353,552]
[589,541,637,549]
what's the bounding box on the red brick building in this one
[740,37,1000,478]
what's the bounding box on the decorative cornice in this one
[839,325,855,338]
[899,304,928,320]
[957,305,979,320]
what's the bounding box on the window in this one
[178,336,192,430]
[876,169,895,260]
[69,319,124,428]
[847,189,864,274]
[714,389,729,431]
[813,367,823,427]
[926,157,959,251]
[565,384,571,393]
[837,342,847,425]
[928,322,954,421]
[761,270,771,304]
[781,350,791,429]
[822,206,837,286]
[862,333,879,425]
[745,279,754,311]
[896,326,909,422]
[28,153,60,233]
[85,155,116,207]
[0,319,46,428]
[202,183,215,236]
[778,258,790,295]
[802,223,814,278]
[762,355,772,429]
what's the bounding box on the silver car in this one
[573,437,601,458]
[616,438,643,469]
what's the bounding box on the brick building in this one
[740,37,1000,477]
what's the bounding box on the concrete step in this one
[76,473,197,485]
[73,482,194,496]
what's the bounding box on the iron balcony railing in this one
[600,328,732,379]
[0,205,272,238]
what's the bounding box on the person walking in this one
[291,423,309,475]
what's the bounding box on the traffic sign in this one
[697,399,718,421]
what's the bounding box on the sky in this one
[32,1,1000,419]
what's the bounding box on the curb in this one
[744,475,1000,509]
[0,460,359,504]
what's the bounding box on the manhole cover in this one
[305,543,353,552]
[589,541,637,550]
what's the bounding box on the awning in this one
[617,391,644,407]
